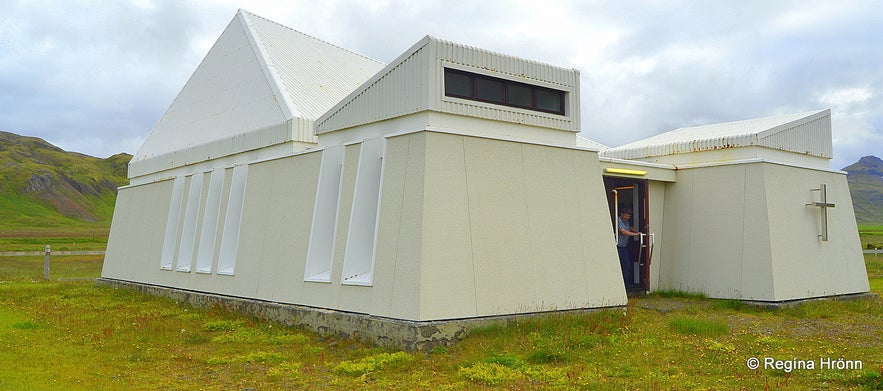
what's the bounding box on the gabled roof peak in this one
[130,10,385,178]
[237,10,384,67]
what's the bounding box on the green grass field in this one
[0,252,881,389]
[0,225,109,253]
[0,235,108,253]
[0,255,104,281]
[860,225,883,250]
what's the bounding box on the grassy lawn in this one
[0,254,103,280]
[0,253,880,389]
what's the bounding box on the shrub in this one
[429,345,448,354]
[201,320,244,332]
[844,370,883,389]
[712,299,756,312]
[527,348,570,364]
[333,352,414,376]
[267,362,302,382]
[651,290,707,299]
[12,321,44,330]
[485,353,524,368]
[668,317,728,337]
[184,333,211,344]
[467,323,515,338]
[239,351,285,364]
[458,362,525,385]
[210,327,310,344]
[206,356,232,365]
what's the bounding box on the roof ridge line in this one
[238,9,385,66]
[756,109,830,140]
[237,10,299,119]
[672,109,827,133]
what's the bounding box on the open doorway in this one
[604,177,652,293]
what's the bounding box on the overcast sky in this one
[1,0,881,170]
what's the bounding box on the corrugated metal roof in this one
[576,135,608,151]
[131,10,384,177]
[133,13,288,165]
[243,11,385,121]
[600,109,832,160]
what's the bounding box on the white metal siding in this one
[245,12,385,121]
[131,11,383,178]
[316,37,580,135]
[434,39,579,132]
[129,119,313,179]
[434,39,576,87]
[316,42,431,134]
[757,113,832,158]
[134,15,288,164]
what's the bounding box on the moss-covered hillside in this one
[0,131,131,230]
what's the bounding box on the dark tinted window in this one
[444,71,472,97]
[475,78,504,103]
[536,88,562,113]
[443,68,565,115]
[508,83,533,107]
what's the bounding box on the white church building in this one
[101,10,869,347]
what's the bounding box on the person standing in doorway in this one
[617,208,641,288]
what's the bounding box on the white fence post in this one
[43,245,50,280]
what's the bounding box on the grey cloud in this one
[0,0,879,170]
[566,1,883,169]
[0,0,203,157]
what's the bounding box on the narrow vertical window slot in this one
[341,138,386,286]
[217,164,249,276]
[304,145,345,282]
[160,176,186,270]
[195,168,225,273]
[176,172,204,272]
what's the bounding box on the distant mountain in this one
[0,131,131,229]
[843,155,883,226]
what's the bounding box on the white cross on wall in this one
[806,184,835,241]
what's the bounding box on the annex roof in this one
[601,109,832,161]
[576,135,608,151]
[130,10,385,178]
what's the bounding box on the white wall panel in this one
[195,168,225,273]
[217,164,249,275]
[341,138,386,285]
[304,145,345,282]
[176,173,205,272]
[160,176,186,270]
